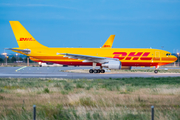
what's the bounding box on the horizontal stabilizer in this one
[5,48,31,54]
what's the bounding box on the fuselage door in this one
[155,51,160,61]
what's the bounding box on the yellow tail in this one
[101,35,115,48]
[9,21,47,49]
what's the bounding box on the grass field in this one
[0,77,180,120]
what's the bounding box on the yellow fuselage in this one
[18,47,177,67]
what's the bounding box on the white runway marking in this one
[15,66,27,72]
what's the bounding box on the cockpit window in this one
[166,53,171,56]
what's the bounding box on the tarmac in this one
[0,66,180,79]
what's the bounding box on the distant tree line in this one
[0,56,35,63]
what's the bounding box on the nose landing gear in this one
[154,65,159,74]
[154,70,158,74]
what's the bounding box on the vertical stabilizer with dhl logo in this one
[101,35,115,48]
[9,21,47,49]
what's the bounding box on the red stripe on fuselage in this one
[153,57,160,61]
[161,57,177,61]
[31,56,76,60]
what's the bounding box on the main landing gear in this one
[89,69,105,73]
[89,63,105,73]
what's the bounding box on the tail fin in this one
[9,21,47,48]
[101,35,115,48]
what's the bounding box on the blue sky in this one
[0,0,180,54]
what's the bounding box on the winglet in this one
[101,35,115,48]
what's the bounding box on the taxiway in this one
[0,66,180,79]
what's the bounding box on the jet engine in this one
[102,60,121,69]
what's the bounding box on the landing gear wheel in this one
[89,69,94,73]
[100,69,105,73]
[39,65,42,67]
[94,69,99,73]
[154,70,158,74]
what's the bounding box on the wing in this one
[58,53,118,63]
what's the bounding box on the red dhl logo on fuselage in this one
[113,52,152,60]
[103,45,111,47]
[18,38,35,41]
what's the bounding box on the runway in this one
[0,66,180,79]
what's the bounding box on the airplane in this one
[7,21,177,74]
[29,35,115,67]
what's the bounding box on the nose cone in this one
[172,55,178,62]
